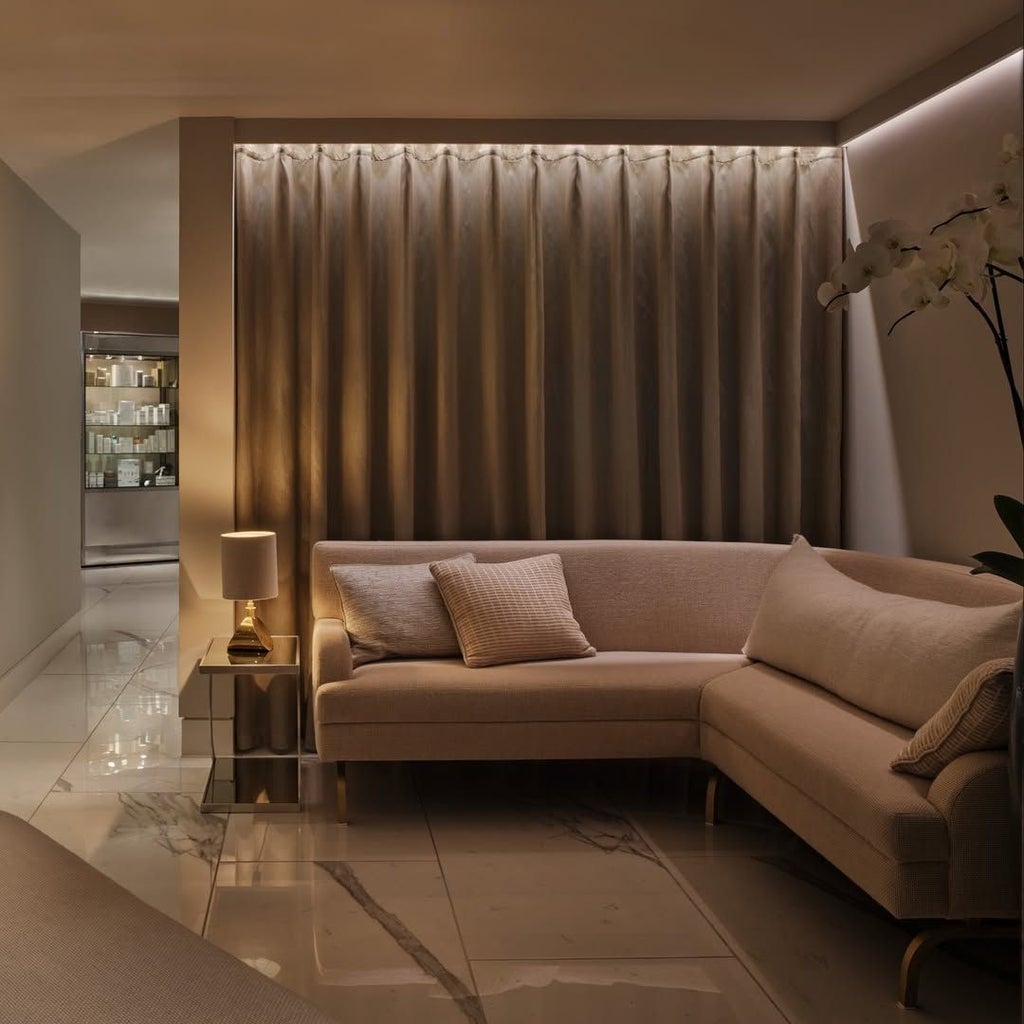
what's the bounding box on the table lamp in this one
[221,530,278,654]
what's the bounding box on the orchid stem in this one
[886,309,917,336]
[968,284,1024,445]
[930,206,990,233]
[989,264,1024,285]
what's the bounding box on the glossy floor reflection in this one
[0,564,1018,1023]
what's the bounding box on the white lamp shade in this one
[221,531,279,601]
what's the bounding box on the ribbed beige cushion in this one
[700,663,948,863]
[743,536,1020,729]
[315,651,747,724]
[431,554,596,667]
[331,554,474,667]
[891,659,1015,778]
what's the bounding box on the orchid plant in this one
[818,134,1024,586]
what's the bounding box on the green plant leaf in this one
[993,495,1024,553]
[970,550,1024,587]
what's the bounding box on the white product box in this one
[117,458,140,488]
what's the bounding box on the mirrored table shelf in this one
[198,636,301,813]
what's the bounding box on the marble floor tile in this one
[0,672,129,742]
[222,811,437,864]
[56,703,209,794]
[0,741,80,818]
[42,629,159,675]
[129,661,178,696]
[29,791,223,933]
[206,860,481,1023]
[138,634,178,670]
[427,795,656,858]
[80,583,115,611]
[78,600,177,634]
[440,848,729,960]
[472,958,788,1024]
[223,760,435,864]
[670,848,1019,1023]
[632,810,798,858]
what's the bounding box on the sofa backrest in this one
[311,540,1019,655]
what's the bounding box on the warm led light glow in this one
[844,50,1023,148]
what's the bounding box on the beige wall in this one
[844,53,1024,564]
[0,161,81,678]
[177,119,236,748]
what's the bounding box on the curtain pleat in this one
[235,143,843,641]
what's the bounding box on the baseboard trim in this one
[0,580,114,713]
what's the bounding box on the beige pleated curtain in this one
[235,143,843,639]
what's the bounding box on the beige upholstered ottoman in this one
[0,811,335,1024]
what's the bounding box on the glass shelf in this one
[85,485,179,492]
[82,336,180,567]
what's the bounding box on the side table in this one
[199,636,301,812]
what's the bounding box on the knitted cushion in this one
[430,554,595,668]
[891,659,1015,778]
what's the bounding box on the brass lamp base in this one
[227,600,274,654]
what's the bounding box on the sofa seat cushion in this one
[315,651,748,725]
[701,664,948,863]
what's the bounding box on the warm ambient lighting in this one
[222,530,278,654]
[843,50,1023,147]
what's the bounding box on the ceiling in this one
[0,1,1018,301]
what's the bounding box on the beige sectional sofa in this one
[310,539,1020,1006]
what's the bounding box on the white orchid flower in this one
[816,280,849,311]
[985,216,1024,267]
[988,175,1022,212]
[933,220,990,298]
[899,269,950,311]
[1001,133,1022,165]
[919,235,957,286]
[867,219,919,268]
[837,240,894,293]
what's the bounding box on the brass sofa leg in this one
[704,770,721,826]
[898,923,1019,1009]
[336,762,348,825]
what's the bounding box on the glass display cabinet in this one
[82,333,179,565]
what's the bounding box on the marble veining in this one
[116,793,225,864]
[315,860,486,1024]
[543,801,663,865]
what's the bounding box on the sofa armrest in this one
[927,750,1019,919]
[311,618,353,691]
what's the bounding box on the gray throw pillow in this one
[331,554,475,667]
